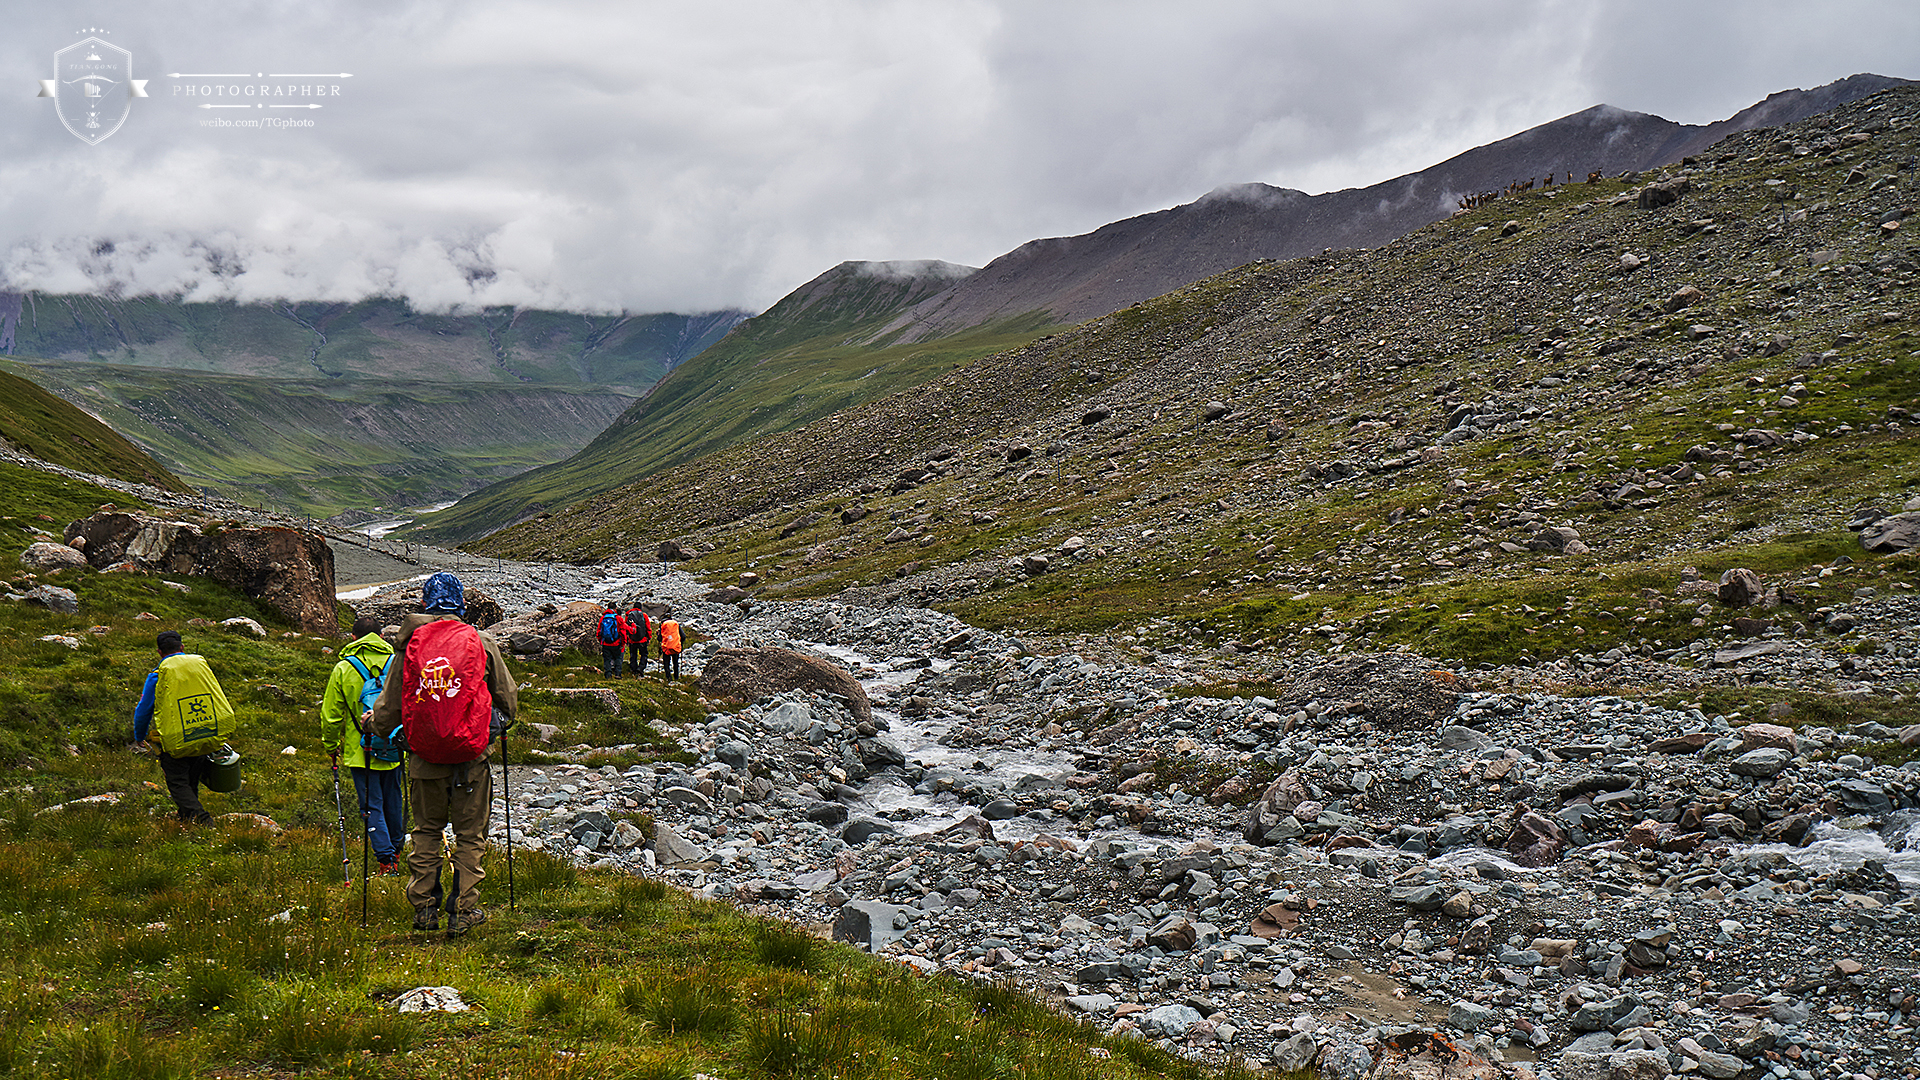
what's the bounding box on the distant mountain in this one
[410,259,1067,542]
[13,359,638,516]
[0,294,748,390]
[0,295,747,517]
[877,73,1913,341]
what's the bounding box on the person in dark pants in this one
[321,616,404,875]
[596,604,627,677]
[133,630,236,823]
[657,618,682,682]
[624,605,651,678]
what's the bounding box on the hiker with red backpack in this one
[595,603,629,677]
[367,572,517,935]
[320,616,403,876]
[624,604,652,678]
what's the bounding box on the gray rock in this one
[1448,999,1495,1031]
[1859,510,1920,552]
[1438,725,1497,752]
[1571,996,1641,1033]
[1558,1049,1672,1080]
[1272,1031,1318,1072]
[714,739,753,770]
[1065,993,1115,1014]
[19,584,79,614]
[1717,567,1765,607]
[19,542,86,571]
[659,786,713,813]
[841,819,896,845]
[1728,748,1792,778]
[1139,1004,1203,1038]
[653,823,709,866]
[831,900,909,952]
[1316,1036,1375,1080]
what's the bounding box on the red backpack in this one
[401,619,493,764]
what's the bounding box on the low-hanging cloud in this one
[3,0,1916,315]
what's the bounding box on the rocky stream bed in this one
[336,554,1920,1080]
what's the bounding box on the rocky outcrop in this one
[65,511,336,635]
[1275,653,1462,733]
[697,646,872,723]
[351,587,505,632]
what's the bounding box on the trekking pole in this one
[330,759,351,885]
[501,730,515,911]
[358,778,370,927]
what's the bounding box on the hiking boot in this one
[412,906,439,932]
[377,860,402,876]
[446,907,487,936]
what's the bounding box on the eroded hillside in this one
[475,87,1920,668]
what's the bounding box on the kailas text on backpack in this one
[401,620,494,764]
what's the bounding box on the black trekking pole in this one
[358,778,370,927]
[329,759,351,885]
[501,730,515,911]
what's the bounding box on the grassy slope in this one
[11,359,638,518]
[467,88,1920,682]
[0,463,1253,1080]
[409,275,1053,543]
[0,362,191,492]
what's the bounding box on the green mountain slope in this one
[0,295,746,390]
[409,260,1060,542]
[0,360,190,491]
[13,359,637,516]
[470,86,1920,666]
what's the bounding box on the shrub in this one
[753,921,817,970]
[619,969,737,1035]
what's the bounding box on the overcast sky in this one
[4,0,1917,316]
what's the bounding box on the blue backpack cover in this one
[346,655,405,762]
[597,611,623,645]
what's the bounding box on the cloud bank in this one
[3,0,1916,314]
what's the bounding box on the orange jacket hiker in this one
[657,620,681,655]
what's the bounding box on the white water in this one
[354,501,459,540]
[1738,812,1920,891]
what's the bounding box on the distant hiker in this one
[657,617,683,682]
[321,616,403,876]
[368,572,518,935]
[595,603,628,678]
[132,630,235,824]
[624,604,652,678]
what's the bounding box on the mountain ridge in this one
[876,73,1915,342]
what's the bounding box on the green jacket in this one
[320,632,398,770]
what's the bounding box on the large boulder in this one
[698,646,871,723]
[65,511,336,635]
[19,542,87,572]
[480,600,601,661]
[1859,511,1920,553]
[350,585,506,633]
[1275,653,1462,732]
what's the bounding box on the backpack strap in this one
[345,655,372,681]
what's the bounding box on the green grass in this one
[414,309,1056,547]
[0,464,1247,1079]
[0,362,189,492]
[11,359,641,519]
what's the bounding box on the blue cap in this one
[421,572,466,618]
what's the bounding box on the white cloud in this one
[2,0,1915,314]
